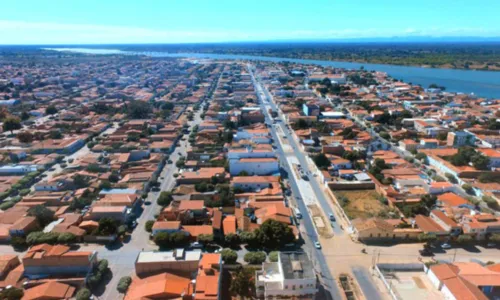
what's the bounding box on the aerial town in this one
[0,50,499,300]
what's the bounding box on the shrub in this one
[0,201,15,210]
[19,189,30,196]
[244,251,267,264]
[0,287,24,300]
[462,184,474,194]
[57,232,77,244]
[117,276,132,294]
[0,192,9,201]
[220,248,238,264]
[269,251,279,262]
[483,196,499,210]
[145,220,155,233]
[224,233,240,247]
[97,259,109,273]
[445,173,458,184]
[75,288,91,300]
[457,234,473,245]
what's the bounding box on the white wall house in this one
[256,252,317,299]
[229,157,279,176]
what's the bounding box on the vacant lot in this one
[334,190,387,220]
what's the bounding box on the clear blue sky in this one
[1,0,499,44]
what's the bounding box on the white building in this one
[229,157,279,176]
[256,252,317,299]
[227,146,275,160]
[233,128,272,144]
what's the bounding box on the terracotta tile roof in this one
[22,281,75,300]
[195,254,221,300]
[178,200,205,211]
[415,215,446,233]
[222,215,237,235]
[125,272,192,300]
[152,221,181,230]
[182,225,213,237]
[212,210,222,230]
[438,192,469,207]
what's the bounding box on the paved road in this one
[352,266,383,300]
[248,65,343,300]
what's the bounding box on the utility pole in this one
[452,248,457,263]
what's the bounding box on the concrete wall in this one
[327,182,375,190]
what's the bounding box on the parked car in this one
[314,241,321,249]
[329,213,336,222]
[441,243,452,249]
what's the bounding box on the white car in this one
[441,243,452,249]
[314,241,321,249]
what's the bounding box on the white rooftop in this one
[137,250,202,263]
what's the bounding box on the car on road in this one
[314,241,321,249]
[190,242,203,249]
[151,186,160,192]
[441,243,452,249]
[129,220,138,229]
[487,242,497,248]
[167,160,173,164]
[329,213,336,222]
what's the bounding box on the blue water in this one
[45,48,500,99]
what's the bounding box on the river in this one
[45,48,500,99]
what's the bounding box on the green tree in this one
[75,288,91,300]
[220,248,238,264]
[117,225,127,237]
[457,234,473,245]
[97,218,118,235]
[3,117,22,134]
[225,233,240,248]
[472,155,490,170]
[254,219,295,249]
[244,251,267,264]
[117,276,132,294]
[96,259,109,273]
[418,233,437,246]
[145,220,155,233]
[239,231,258,247]
[57,232,77,244]
[73,174,89,188]
[46,105,58,115]
[154,232,170,247]
[198,234,214,245]
[489,233,500,243]
[230,268,255,298]
[127,101,152,119]
[313,153,331,169]
[17,131,33,143]
[0,286,24,300]
[269,251,279,262]
[482,196,499,210]
[28,205,55,227]
[157,191,173,206]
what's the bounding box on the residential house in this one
[256,252,317,299]
[23,244,97,278]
